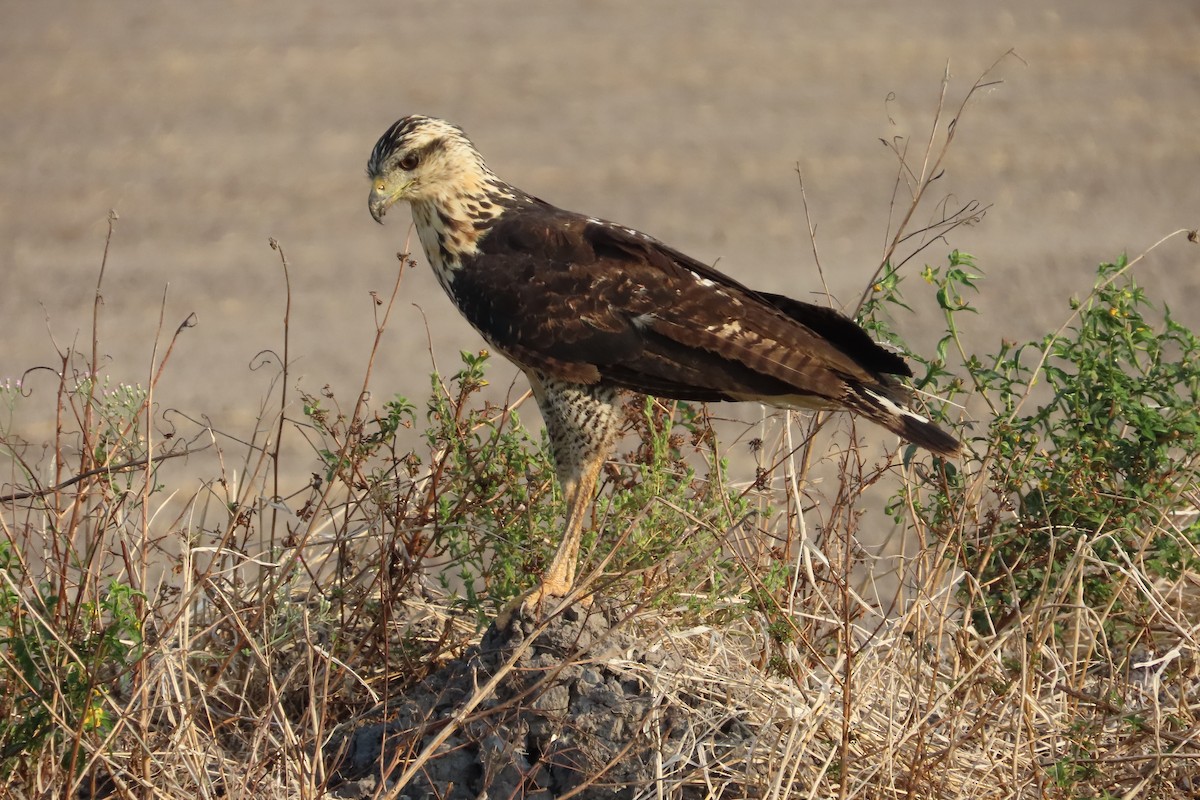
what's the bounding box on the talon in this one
[495,582,593,628]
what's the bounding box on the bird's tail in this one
[848,384,962,457]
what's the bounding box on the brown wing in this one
[448,204,909,411]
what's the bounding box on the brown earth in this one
[2,0,1198,487]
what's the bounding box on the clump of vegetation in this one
[963,257,1195,638]
[868,250,1200,640]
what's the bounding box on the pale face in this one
[367,117,492,221]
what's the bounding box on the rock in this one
[323,602,749,799]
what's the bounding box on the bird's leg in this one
[502,375,622,621]
[522,455,604,613]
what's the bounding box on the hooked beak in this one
[368,180,408,224]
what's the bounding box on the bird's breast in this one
[411,203,472,297]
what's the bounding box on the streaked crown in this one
[367,115,492,184]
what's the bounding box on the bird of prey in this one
[367,115,960,611]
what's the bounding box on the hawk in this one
[367,115,960,611]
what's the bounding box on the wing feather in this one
[451,204,912,408]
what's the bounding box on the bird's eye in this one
[399,154,419,171]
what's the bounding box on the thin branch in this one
[0,448,194,503]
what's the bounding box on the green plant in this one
[422,350,561,607]
[595,396,753,601]
[302,351,755,618]
[978,257,1199,634]
[300,350,563,618]
[881,254,1200,639]
[0,528,145,779]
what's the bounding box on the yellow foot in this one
[495,582,593,629]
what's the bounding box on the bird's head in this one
[366,115,493,223]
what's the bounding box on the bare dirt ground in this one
[2,0,1198,489]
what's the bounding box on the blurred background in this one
[1,0,1198,491]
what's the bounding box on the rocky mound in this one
[323,603,766,799]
